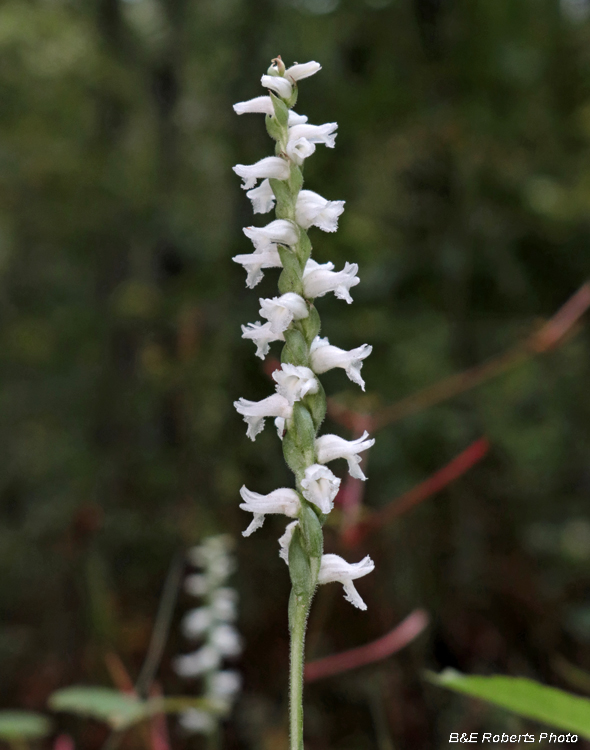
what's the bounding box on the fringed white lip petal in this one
[315,431,375,480]
[302,259,360,303]
[234,393,293,440]
[317,553,375,610]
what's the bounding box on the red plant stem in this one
[149,682,171,750]
[327,281,590,433]
[305,609,429,683]
[345,437,489,546]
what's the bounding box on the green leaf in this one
[0,711,52,740]
[49,687,148,730]
[288,165,303,195]
[298,503,324,560]
[300,306,321,345]
[291,403,316,464]
[269,92,289,128]
[304,381,327,430]
[277,246,303,296]
[265,113,283,142]
[282,429,307,478]
[269,177,292,207]
[297,230,312,267]
[428,670,590,738]
[281,329,309,367]
[288,526,314,598]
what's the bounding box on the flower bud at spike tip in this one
[270,55,286,76]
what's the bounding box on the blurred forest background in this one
[2,0,590,747]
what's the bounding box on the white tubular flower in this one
[233,96,274,115]
[233,95,306,125]
[288,111,308,125]
[182,607,212,638]
[288,122,338,148]
[244,219,298,250]
[286,137,316,165]
[241,321,285,360]
[233,246,282,289]
[315,431,375,480]
[246,179,276,214]
[211,588,238,621]
[184,573,208,597]
[234,393,293,441]
[260,74,293,98]
[318,554,375,610]
[179,708,216,734]
[211,624,242,657]
[239,486,301,537]
[296,190,345,232]
[285,61,322,82]
[210,670,242,701]
[233,156,290,190]
[279,521,299,564]
[302,259,360,304]
[174,645,221,678]
[273,363,319,405]
[259,292,309,334]
[310,336,372,390]
[300,464,341,514]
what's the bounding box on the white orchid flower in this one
[296,190,345,232]
[246,179,276,214]
[278,521,299,564]
[261,74,293,98]
[210,624,242,657]
[233,95,308,125]
[310,336,371,390]
[315,431,375,480]
[302,259,360,303]
[300,464,341,514]
[181,607,212,638]
[210,588,238,621]
[318,554,375,610]
[234,393,293,440]
[174,645,221,678]
[285,61,322,82]
[272,364,319,405]
[233,246,282,289]
[233,156,290,190]
[259,292,309,334]
[243,219,298,250]
[288,122,338,148]
[286,137,316,165]
[233,96,275,115]
[239,486,301,536]
[241,321,285,359]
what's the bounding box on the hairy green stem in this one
[267,84,326,750]
[290,591,311,750]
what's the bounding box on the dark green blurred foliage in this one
[2,0,590,747]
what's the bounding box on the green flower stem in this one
[289,591,312,750]
[268,83,327,750]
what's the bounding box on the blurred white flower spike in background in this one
[232,56,375,749]
[174,535,242,736]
